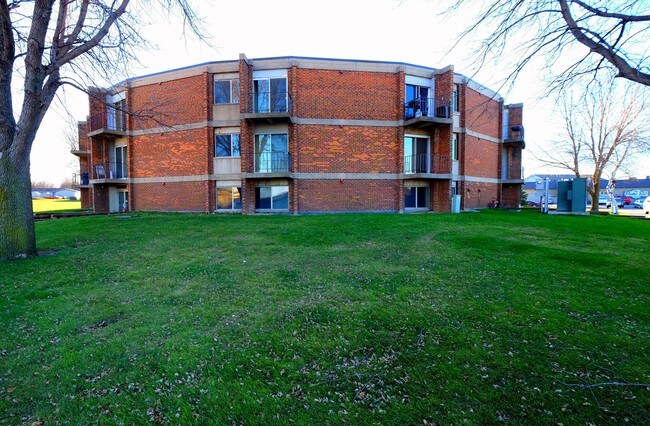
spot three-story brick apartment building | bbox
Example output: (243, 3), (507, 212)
(72, 54), (525, 214)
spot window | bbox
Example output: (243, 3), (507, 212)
(254, 134), (289, 172)
(405, 187), (429, 209)
(405, 84), (430, 119)
(215, 134), (240, 157)
(452, 133), (459, 161)
(253, 78), (287, 113)
(214, 79), (240, 104)
(217, 187), (241, 210)
(256, 186), (289, 210)
(452, 84), (459, 112)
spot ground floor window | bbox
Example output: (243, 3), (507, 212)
(405, 186), (428, 209)
(256, 186), (289, 210)
(217, 187), (241, 210)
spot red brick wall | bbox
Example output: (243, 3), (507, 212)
(501, 184), (522, 208)
(462, 182), (499, 209)
(130, 128), (210, 178)
(92, 185), (109, 213)
(463, 135), (499, 178)
(297, 179), (400, 212)
(293, 69), (400, 120)
(435, 70), (453, 109)
(464, 88), (500, 138)
(128, 74), (208, 130)
(80, 188), (92, 209)
(132, 181), (209, 211)
(297, 125), (400, 173)
(431, 180), (451, 212)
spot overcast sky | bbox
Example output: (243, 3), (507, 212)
(27, 0), (650, 185)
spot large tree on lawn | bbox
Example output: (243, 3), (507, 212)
(0, 0), (204, 259)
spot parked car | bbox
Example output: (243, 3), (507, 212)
(644, 196), (650, 219)
(623, 196), (632, 205)
(633, 197), (645, 208)
(614, 197), (625, 208)
(598, 196), (609, 208)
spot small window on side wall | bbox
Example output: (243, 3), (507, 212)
(214, 79), (240, 104)
(217, 187), (241, 210)
(215, 134), (240, 157)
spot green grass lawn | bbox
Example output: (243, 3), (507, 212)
(1, 210), (648, 424)
(32, 198), (82, 213)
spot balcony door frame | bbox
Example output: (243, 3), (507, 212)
(404, 135), (430, 174)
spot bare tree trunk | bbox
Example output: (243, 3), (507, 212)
(0, 149), (36, 258)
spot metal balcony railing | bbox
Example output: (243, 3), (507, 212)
(404, 153), (451, 174)
(253, 152), (292, 173)
(88, 111), (127, 133)
(93, 162), (128, 179)
(249, 91), (293, 114)
(72, 172), (90, 186)
(404, 97), (451, 120)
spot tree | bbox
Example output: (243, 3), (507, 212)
(536, 78), (649, 211)
(445, 0), (650, 90)
(0, 0), (205, 259)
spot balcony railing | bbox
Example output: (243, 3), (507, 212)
(72, 172), (90, 186)
(404, 97), (451, 120)
(93, 162), (128, 180)
(248, 91), (293, 114)
(404, 153), (451, 174)
(88, 111), (127, 133)
(253, 152), (292, 173)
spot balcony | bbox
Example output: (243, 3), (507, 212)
(403, 153), (451, 176)
(72, 172), (90, 188)
(70, 143), (91, 157)
(88, 111), (127, 137)
(403, 97), (453, 128)
(504, 125), (525, 147)
(243, 91), (293, 123)
(92, 161), (128, 182)
(246, 152), (293, 178)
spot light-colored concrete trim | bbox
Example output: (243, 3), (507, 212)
(105, 173), (514, 186)
(292, 172), (400, 180)
(128, 120), (240, 136)
(466, 80), (504, 102)
(292, 117), (402, 127)
(435, 65), (454, 75)
(460, 176), (500, 184)
(506, 103), (524, 109)
(459, 129), (501, 144)
(129, 175), (213, 184)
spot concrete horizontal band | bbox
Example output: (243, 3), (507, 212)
(121, 173), (508, 185)
(125, 120), (502, 142)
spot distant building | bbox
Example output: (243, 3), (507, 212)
(31, 188), (80, 199)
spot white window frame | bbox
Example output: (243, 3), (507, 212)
(452, 133), (459, 161)
(452, 84), (460, 113)
(214, 78), (240, 104)
(216, 186), (242, 211)
(215, 133), (241, 158)
(256, 186), (290, 211)
(404, 186), (429, 210)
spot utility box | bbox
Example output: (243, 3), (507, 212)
(451, 195), (461, 213)
(557, 178), (587, 213)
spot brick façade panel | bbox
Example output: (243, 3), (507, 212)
(132, 181), (209, 211)
(464, 87), (501, 139)
(130, 128), (210, 178)
(296, 125), (400, 174)
(128, 74), (208, 130)
(462, 135), (499, 178)
(297, 179), (400, 212)
(292, 69), (401, 121)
